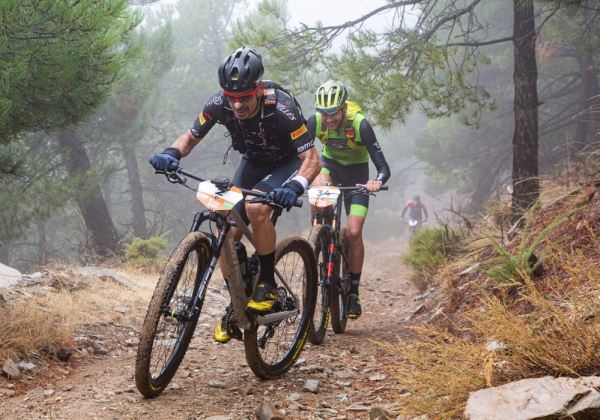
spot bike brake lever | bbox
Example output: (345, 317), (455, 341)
(168, 172), (186, 184)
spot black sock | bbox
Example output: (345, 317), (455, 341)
(258, 252), (276, 287)
(349, 272), (361, 294)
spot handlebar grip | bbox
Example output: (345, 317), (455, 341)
(294, 198), (303, 208)
(380, 185), (389, 190)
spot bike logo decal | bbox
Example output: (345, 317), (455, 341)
(196, 181), (243, 211)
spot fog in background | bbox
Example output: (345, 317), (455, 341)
(145, 0), (445, 244)
(5, 0), (595, 269)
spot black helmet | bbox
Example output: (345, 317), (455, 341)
(218, 47), (264, 93)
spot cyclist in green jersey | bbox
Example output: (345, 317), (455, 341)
(306, 80), (391, 319)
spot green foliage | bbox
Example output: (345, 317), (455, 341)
(402, 227), (463, 289)
(125, 235), (167, 268)
(232, 0), (497, 128)
(0, 0), (142, 172)
(485, 204), (582, 285)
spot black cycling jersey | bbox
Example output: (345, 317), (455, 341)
(191, 82), (313, 163)
(306, 115), (390, 184)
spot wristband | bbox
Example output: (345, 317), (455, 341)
(291, 175), (308, 192)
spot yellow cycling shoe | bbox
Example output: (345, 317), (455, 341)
(246, 283), (277, 312)
(213, 321), (231, 344)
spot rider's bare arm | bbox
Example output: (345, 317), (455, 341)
(170, 130), (201, 158)
(297, 147), (321, 184)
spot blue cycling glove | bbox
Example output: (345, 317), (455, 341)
(149, 147), (181, 172)
(268, 180), (304, 208)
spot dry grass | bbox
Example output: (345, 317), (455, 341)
(387, 221), (600, 417)
(0, 267), (156, 365)
(0, 292), (79, 362)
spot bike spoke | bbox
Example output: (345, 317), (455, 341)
(258, 250), (306, 365)
(149, 250), (199, 379)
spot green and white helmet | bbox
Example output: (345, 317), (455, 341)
(315, 80), (348, 115)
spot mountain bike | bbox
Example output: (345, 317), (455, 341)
(135, 167), (317, 398)
(407, 218), (421, 238)
(306, 184), (387, 344)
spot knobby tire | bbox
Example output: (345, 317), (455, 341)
(307, 224), (331, 345)
(135, 232), (211, 398)
(244, 236), (317, 379)
(330, 227), (349, 334)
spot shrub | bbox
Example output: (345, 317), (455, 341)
(402, 227), (463, 290)
(485, 205), (581, 285)
(125, 235), (167, 270)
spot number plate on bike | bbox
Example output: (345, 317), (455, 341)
(308, 186), (341, 207)
(196, 181), (244, 211)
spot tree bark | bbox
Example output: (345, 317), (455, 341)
(57, 130), (121, 257)
(36, 220), (47, 266)
(511, 0), (539, 220)
(120, 139), (148, 239)
(574, 50), (600, 154)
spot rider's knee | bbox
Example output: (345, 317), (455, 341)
(346, 227), (362, 243)
(246, 201), (271, 224)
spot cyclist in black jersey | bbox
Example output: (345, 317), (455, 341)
(306, 80), (390, 319)
(150, 47), (321, 342)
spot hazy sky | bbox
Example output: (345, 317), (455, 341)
(285, 0), (391, 28)
(151, 0), (392, 30)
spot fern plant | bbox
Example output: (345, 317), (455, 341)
(485, 204), (582, 285)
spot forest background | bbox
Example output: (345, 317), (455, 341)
(1, 0), (598, 269)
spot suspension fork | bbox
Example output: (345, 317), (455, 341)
(185, 220), (230, 320)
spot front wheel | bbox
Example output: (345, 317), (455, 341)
(135, 232), (212, 398)
(330, 228), (349, 334)
(307, 224), (332, 345)
(244, 236), (317, 379)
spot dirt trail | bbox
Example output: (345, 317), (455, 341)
(0, 238), (417, 419)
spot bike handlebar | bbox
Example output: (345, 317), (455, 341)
(330, 184), (389, 192)
(157, 168), (302, 208)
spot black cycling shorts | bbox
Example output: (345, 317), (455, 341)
(232, 156), (301, 223)
(321, 156), (369, 216)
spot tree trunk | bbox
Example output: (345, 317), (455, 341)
(120, 139), (148, 239)
(36, 220), (47, 266)
(511, 0), (539, 220)
(57, 130), (121, 257)
(574, 50), (600, 154)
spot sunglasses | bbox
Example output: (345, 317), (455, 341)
(317, 106), (341, 115)
(223, 85), (260, 103)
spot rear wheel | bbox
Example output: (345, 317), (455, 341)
(135, 232), (212, 398)
(330, 228), (349, 334)
(307, 224), (332, 345)
(244, 236), (317, 379)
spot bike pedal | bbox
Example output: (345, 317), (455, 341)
(222, 305), (243, 341)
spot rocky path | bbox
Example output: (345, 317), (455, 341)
(0, 239), (417, 419)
